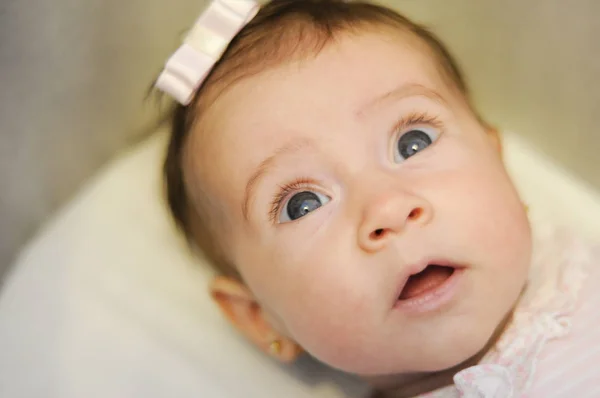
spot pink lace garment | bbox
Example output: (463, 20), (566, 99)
(420, 223), (600, 398)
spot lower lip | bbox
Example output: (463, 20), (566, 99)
(393, 268), (465, 314)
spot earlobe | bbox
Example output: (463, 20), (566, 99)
(486, 126), (503, 156)
(210, 276), (303, 363)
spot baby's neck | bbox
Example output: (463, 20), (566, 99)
(365, 311), (514, 397)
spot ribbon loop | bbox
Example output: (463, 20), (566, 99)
(155, 0), (259, 105)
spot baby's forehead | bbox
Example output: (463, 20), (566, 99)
(208, 32), (449, 136)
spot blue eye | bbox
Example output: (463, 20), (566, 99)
(395, 127), (439, 162)
(279, 191), (330, 223)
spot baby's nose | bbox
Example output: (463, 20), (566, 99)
(357, 192), (432, 253)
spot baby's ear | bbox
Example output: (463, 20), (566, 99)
(210, 276), (302, 363)
(485, 126), (503, 156)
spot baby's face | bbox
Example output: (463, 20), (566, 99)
(191, 30), (532, 375)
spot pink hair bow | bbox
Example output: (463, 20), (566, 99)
(155, 0), (260, 105)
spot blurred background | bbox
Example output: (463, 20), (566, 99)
(1, 0), (599, 279)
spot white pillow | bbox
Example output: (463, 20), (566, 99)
(0, 129), (598, 398)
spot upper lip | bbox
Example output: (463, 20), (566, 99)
(392, 259), (461, 304)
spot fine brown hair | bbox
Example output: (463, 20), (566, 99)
(163, 0), (477, 278)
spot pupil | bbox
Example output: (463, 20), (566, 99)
(398, 130), (432, 159)
(287, 191), (322, 221)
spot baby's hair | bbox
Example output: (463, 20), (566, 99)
(163, 0), (478, 278)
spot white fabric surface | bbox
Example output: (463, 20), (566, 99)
(0, 129), (598, 398)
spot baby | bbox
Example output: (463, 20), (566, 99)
(155, 0), (600, 396)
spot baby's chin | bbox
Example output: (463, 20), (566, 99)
(398, 311), (513, 375)
(344, 319), (503, 377)
(324, 341), (484, 378)
(357, 343), (490, 394)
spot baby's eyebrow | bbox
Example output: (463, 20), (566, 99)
(242, 138), (314, 220)
(357, 83), (447, 117)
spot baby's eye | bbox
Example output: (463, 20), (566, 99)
(395, 127), (440, 162)
(280, 191), (331, 223)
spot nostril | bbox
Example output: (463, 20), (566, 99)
(408, 208), (422, 220)
(370, 228), (386, 240)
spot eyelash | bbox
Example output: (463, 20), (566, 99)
(268, 111), (444, 223)
(393, 111), (444, 136)
(269, 177), (316, 223)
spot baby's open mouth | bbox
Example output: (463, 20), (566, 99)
(398, 264), (455, 301)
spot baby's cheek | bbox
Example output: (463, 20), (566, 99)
(462, 163), (532, 303)
(283, 288), (377, 370)
(478, 174), (531, 256)
(433, 152), (532, 279)
(274, 256), (378, 370)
